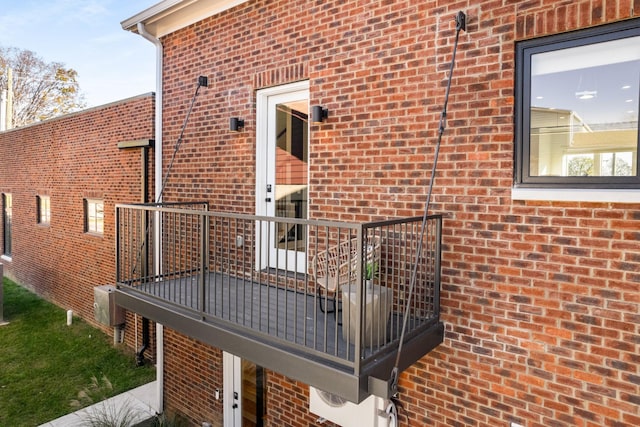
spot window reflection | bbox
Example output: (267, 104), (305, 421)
(529, 36), (639, 177)
(275, 102), (308, 251)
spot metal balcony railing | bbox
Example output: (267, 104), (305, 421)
(115, 202), (442, 401)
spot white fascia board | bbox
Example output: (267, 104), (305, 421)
(121, 0), (249, 38)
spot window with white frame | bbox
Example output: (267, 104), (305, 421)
(515, 19), (639, 189)
(37, 195), (50, 225)
(84, 199), (104, 235)
(2, 193), (12, 257)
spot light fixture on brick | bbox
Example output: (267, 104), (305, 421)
(311, 106), (328, 123)
(229, 117), (244, 131)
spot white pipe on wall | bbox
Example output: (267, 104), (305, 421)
(136, 21), (164, 415)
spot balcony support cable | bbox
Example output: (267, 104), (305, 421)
(389, 10), (466, 397)
(121, 77), (208, 366)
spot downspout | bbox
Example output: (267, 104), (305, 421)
(135, 145), (150, 367)
(136, 317), (151, 366)
(136, 21), (164, 414)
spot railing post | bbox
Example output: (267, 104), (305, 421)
(154, 208), (162, 285)
(199, 212), (209, 319)
(433, 215), (442, 316)
(353, 225), (364, 373)
(115, 207), (121, 284)
(141, 208), (149, 284)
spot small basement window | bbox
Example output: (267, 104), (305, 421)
(515, 19), (640, 190)
(37, 195), (50, 226)
(85, 199), (104, 235)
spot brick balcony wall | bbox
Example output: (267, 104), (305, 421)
(153, 0), (640, 426)
(0, 94), (155, 354)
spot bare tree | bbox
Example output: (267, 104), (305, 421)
(567, 155), (593, 177)
(0, 46), (86, 128)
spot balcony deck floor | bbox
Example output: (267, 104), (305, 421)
(123, 271), (405, 363)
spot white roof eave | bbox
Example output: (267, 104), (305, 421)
(121, 0), (249, 38)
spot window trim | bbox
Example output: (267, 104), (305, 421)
(514, 19), (640, 189)
(512, 187), (640, 203)
(84, 198), (104, 235)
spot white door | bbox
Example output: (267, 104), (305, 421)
(223, 352), (265, 427)
(223, 352), (242, 427)
(256, 81), (309, 272)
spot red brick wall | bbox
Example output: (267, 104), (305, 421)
(0, 94), (155, 353)
(155, 1), (640, 426)
(163, 329), (224, 425)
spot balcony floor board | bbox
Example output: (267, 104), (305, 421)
(123, 271), (406, 363)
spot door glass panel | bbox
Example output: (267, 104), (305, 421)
(274, 101), (308, 253)
(242, 360), (265, 427)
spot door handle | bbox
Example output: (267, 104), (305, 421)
(265, 197), (272, 202)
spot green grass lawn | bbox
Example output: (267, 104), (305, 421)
(0, 278), (156, 426)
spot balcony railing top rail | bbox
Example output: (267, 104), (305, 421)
(116, 202), (441, 378)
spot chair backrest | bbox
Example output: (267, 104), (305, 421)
(311, 236), (381, 290)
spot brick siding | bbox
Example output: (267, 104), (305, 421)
(0, 94), (156, 357)
(155, 1), (640, 426)
(0, 0), (638, 426)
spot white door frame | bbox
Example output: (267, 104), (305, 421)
(255, 80), (309, 272)
(223, 351), (242, 427)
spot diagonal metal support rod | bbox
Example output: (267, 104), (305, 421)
(389, 10), (466, 397)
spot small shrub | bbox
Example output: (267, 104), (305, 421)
(80, 400), (140, 427)
(70, 375), (114, 409)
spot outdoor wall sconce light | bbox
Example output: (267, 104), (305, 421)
(311, 106), (328, 123)
(229, 117), (245, 131)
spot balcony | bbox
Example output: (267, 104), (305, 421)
(114, 202), (443, 403)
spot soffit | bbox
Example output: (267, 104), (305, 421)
(121, 0), (249, 38)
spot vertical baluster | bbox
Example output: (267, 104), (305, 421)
(200, 212), (208, 319)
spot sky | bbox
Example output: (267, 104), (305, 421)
(0, 0), (159, 108)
